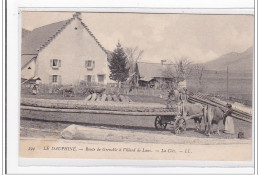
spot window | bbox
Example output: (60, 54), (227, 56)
(49, 75), (61, 85)
(53, 59), (58, 67)
(87, 61), (92, 67)
(85, 60), (95, 70)
(52, 75), (58, 83)
(86, 75), (92, 82)
(50, 59), (61, 69)
(85, 75), (96, 83)
(98, 75), (105, 83)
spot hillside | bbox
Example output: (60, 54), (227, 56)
(204, 47), (253, 73)
(188, 47), (253, 103)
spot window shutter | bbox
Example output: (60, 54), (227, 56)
(49, 75), (52, 84)
(50, 59), (53, 67)
(58, 60), (61, 67)
(85, 60), (87, 68)
(92, 75), (95, 82)
(93, 61), (95, 68)
(58, 75), (62, 85)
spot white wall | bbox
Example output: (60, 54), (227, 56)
(36, 17), (108, 85)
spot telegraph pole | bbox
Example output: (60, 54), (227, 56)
(226, 65), (229, 100)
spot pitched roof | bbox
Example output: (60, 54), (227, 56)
(22, 13), (107, 68)
(22, 28), (31, 38)
(137, 62), (176, 80)
(22, 20), (69, 55)
(21, 55), (36, 69)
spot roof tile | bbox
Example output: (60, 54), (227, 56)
(137, 62), (176, 79)
(22, 20), (70, 55)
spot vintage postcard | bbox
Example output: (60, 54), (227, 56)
(19, 11), (254, 164)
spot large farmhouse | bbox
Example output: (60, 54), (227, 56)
(21, 12), (109, 85)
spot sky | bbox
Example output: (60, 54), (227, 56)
(22, 12), (254, 63)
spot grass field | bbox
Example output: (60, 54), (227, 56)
(21, 93), (86, 100)
(187, 70), (253, 104)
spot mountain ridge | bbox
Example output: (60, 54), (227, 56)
(204, 46), (253, 73)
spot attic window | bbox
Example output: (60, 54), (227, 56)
(74, 27), (78, 30)
(28, 67), (31, 70)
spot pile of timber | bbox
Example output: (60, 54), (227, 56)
(20, 97), (175, 113)
(188, 94), (252, 123)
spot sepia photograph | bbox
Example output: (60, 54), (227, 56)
(19, 11), (254, 162)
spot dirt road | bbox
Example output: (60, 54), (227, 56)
(20, 111), (252, 161)
(20, 109), (252, 140)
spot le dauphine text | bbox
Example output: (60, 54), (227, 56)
(31, 146), (192, 153)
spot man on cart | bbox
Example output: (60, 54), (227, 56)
(166, 88), (176, 108)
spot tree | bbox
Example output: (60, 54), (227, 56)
(124, 46), (144, 74)
(109, 42), (130, 88)
(162, 58), (193, 88)
(174, 58), (192, 80)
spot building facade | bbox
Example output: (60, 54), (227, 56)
(21, 13), (109, 85)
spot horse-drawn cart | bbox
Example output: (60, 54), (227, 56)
(154, 113), (203, 134)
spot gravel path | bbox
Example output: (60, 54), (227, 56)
(20, 120), (251, 145)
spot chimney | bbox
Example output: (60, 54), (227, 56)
(73, 12), (81, 19)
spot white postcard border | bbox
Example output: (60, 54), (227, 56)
(5, 0), (256, 174)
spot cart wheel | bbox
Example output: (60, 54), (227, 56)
(173, 117), (186, 135)
(154, 116), (167, 130)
